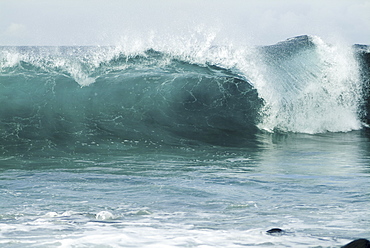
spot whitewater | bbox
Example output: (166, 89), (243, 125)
(0, 35), (370, 247)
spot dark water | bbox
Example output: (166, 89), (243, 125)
(0, 36), (369, 247)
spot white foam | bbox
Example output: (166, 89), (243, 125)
(40, 224), (350, 248)
(254, 36), (363, 133)
(44, 212), (59, 218)
(0, 210), (355, 248)
(0, 49), (21, 69)
(96, 211), (115, 221)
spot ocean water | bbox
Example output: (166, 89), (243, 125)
(0, 35), (370, 247)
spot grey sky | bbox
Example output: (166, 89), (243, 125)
(0, 0), (369, 46)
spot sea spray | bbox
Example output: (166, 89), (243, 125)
(254, 35), (363, 133)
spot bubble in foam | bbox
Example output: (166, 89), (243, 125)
(96, 211), (114, 221)
(44, 212), (59, 218)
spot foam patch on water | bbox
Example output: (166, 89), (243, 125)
(0, 219), (352, 248)
(96, 211), (115, 221)
(0, 204), (361, 248)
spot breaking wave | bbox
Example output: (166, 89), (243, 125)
(0, 35), (369, 150)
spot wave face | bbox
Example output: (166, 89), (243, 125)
(0, 35), (369, 149)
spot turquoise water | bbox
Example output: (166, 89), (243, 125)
(1, 132), (369, 247)
(1, 36), (370, 247)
